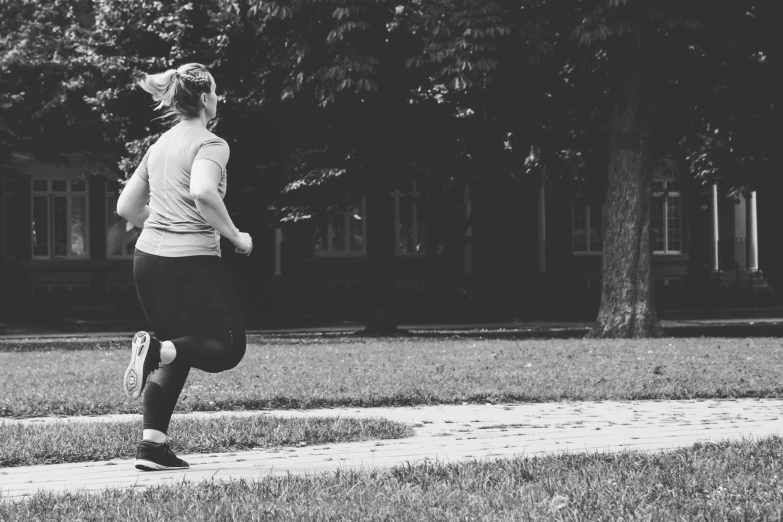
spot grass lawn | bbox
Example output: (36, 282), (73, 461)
(2, 336), (783, 418)
(3, 436), (782, 520)
(0, 415), (412, 468)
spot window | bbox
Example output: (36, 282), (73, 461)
(106, 187), (141, 258)
(2, 177), (16, 258)
(394, 191), (426, 256)
(652, 180), (681, 253)
(31, 178), (89, 259)
(572, 197), (602, 254)
(314, 196), (366, 256)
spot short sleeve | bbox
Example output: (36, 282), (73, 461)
(194, 138), (230, 176)
(133, 148), (151, 184)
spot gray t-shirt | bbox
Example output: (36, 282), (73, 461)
(134, 120), (229, 257)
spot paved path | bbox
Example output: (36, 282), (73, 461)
(2, 399), (782, 501)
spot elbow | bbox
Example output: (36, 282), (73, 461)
(116, 202), (130, 221)
(190, 189), (213, 205)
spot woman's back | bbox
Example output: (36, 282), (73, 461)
(134, 119), (230, 257)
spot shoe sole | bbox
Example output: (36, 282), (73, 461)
(123, 331), (150, 400)
(135, 459), (190, 471)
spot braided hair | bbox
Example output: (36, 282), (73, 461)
(137, 63), (213, 122)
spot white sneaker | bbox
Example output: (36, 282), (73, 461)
(123, 331), (160, 400)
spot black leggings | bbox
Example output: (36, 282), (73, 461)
(133, 250), (246, 433)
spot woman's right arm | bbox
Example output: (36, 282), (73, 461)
(116, 174), (151, 228)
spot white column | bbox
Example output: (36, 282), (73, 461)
(463, 183), (472, 275)
(273, 228), (282, 277)
(537, 172), (546, 274)
(747, 191), (758, 271)
(710, 182), (719, 272)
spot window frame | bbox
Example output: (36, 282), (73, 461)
(652, 179), (682, 254)
(1, 177), (16, 260)
(31, 178), (91, 261)
(393, 190), (426, 257)
(313, 195), (367, 257)
(572, 197), (602, 255)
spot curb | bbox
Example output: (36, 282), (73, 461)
(2, 321), (783, 343)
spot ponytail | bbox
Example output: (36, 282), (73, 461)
(137, 63), (213, 122)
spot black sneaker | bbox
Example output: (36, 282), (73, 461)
(135, 441), (190, 471)
(123, 331), (161, 400)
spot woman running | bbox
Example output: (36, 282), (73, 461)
(117, 63), (252, 471)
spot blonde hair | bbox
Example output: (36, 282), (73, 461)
(137, 63), (213, 121)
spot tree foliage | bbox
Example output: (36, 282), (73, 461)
(0, 0), (100, 166)
(3, 0), (778, 203)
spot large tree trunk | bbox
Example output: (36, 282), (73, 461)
(587, 30), (662, 339)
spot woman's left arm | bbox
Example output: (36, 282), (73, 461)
(116, 174), (151, 228)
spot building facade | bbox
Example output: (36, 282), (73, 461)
(0, 153), (778, 329)
(0, 154), (142, 323)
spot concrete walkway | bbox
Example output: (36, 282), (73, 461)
(2, 399), (782, 501)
